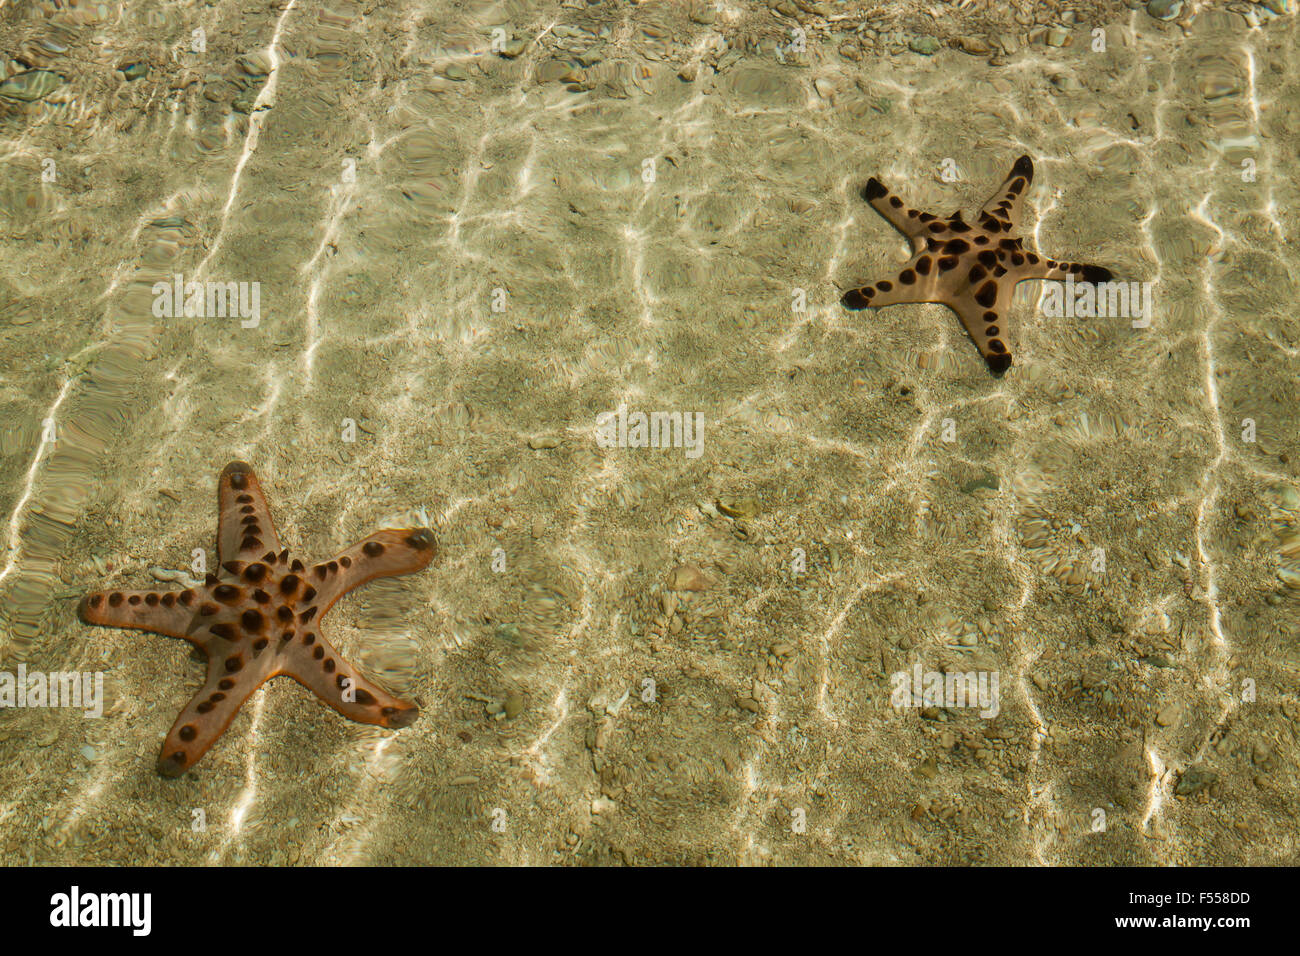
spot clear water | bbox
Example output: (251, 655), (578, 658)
(0, 0), (1297, 865)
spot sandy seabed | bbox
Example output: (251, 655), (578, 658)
(0, 0), (1298, 865)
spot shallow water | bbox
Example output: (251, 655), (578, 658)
(0, 0), (1298, 865)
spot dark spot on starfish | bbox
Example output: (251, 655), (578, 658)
(943, 239), (970, 254)
(243, 563), (268, 582)
(888, 196), (902, 208)
(87, 594), (103, 609)
(229, 471), (248, 491)
(938, 256), (959, 272)
(363, 541), (385, 557)
(300, 606), (317, 623)
(986, 326), (1000, 336)
(289, 558), (304, 573)
(969, 265), (986, 282)
(862, 178), (887, 201)
(240, 515), (258, 527)
(323, 659), (335, 673)
(975, 282), (998, 308)
(280, 575), (300, 594)
(240, 536), (261, 552)
(919, 212), (936, 223)
(214, 584), (240, 602)
(196, 702), (213, 714)
(219, 678), (235, 690)
(162, 593), (175, 607)
(1026, 253), (1039, 264)
(355, 689), (376, 706)
(253, 638), (268, 654)
(222, 561), (243, 575)
(303, 632), (315, 645)
(313, 646), (324, 660)
(841, 288), (871, 310)
(209, 692), (225, 703)
(253, 589), (270, 604)
(1012, 253), (1024, 266)
(1009, 175), (1027, 192)
(928, 222), (946, 233)
(988, 339), (1007, 354)
(339, 556), (352, 568)
(926, 237), (942, 251)
(987, 350), (1012, 375)
(179, 725), (197, 742)
(327, 560), (338, 574)
(277, 606), (293, 623)
(948, 219), (971, 234)
(239, 506), (254, 515)
(406, 530), (435, 550)
(1080, 264), (1114, 283)
(263, 551), (277, 563)
(209, 623), (235, 639)
(877, 280), (892, 292)
(179, 590), (194, 605)
(312, 565), (327, 579)
(978, 250), (997, 268)
(224, 656), (243, 673)
(199, 603), (218, 616)
(128, 595), (141, 606)
(984, 311), (997, 323)
(915, 256), (932, 275)
(899, 269), (916, 285)
(974, 235), (989, 245)
(235, 494), (252, 504)
(336, 675), (349, 689)
(302, 587), (317, 602)
(281, 631), (293, 641)
(241, 609), (263, 632)
(993, 265), (1007, 277)
(145, 593), (159, 606)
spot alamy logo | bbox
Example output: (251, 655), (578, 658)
(891, 662), (1000, 718)
(1040, 274), (1154, 327)
(595, 403), (704, 459)
(49, 886), (151, 936)
(0, 665), (103, 717)
(151, 273), (261, 328)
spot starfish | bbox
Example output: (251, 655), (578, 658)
(839, 155), (1113, 375)
(78, 461), (438, 778)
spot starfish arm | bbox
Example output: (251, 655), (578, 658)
(1011, 258), (1114, 283)
(859, 177), (933, 254)
(978, 154), (1034, 231)
(79, 590), (199, 642)
(304, 528), (438, 615)
(841, 261), (937, 310)
(217, 461), (284, 564)
(950, 275), (1018, 375)
(157, 656), (267, 777)
(279, 633), (418, 728)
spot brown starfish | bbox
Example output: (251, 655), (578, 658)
(840, 155), (1113, 375)
(78, 461), (437, 778)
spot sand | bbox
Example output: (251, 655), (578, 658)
(0, 0), (1297, 865)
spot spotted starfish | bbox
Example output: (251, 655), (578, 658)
(840, 155), (1113, 375)
(78, 461), (437, 778)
